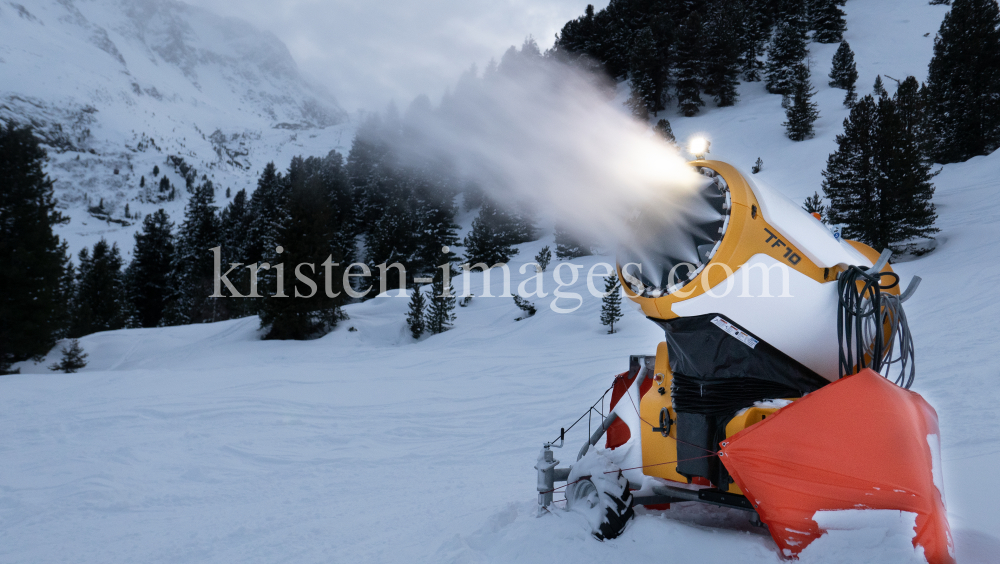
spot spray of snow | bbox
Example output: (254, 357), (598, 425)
(399, 56), (710, 253)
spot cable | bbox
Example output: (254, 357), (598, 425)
(836, 261), (915, 388)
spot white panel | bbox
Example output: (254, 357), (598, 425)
(742, 173), (873, 269)
(671, 254), (841, 381)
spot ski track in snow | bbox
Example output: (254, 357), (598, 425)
(4, 0), (1000, 562)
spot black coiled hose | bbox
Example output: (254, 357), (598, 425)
(837, 262), (915, 389)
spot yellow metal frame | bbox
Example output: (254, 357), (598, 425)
(628, 160), (897, 492)
(618, 160), (866, 321)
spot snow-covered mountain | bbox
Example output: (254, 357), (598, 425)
(0, 0), (355, 258)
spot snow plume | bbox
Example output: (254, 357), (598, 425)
(397, 52), (711, 255)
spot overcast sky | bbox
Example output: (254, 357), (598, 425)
(189, 0), (609, 113)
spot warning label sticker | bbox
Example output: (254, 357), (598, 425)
(711, 316), (759, 349)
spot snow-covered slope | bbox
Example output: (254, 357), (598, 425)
(0, 0), (355, 259)
(2, 0), (999, 563)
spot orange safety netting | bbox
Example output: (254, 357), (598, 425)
(719, 369), (954, 563)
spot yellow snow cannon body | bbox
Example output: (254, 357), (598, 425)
(536, 160), (951, 563)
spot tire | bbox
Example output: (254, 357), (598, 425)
(566, 469), (635, 540)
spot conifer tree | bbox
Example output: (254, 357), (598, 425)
(217, 189), (260, 318)
(811, 0), (847, 43)
(406, 285), (426, 339)
(627, 27), (665, 119)
(654, 119), (677, 145)
(874, 95), (940, 251)
(261, 155), (351, 339)
(163, 181), (220, 325)
(823, 95), (939, 254)
(534, 246), (552, 272)
(894, 76), (926, 141)
(873, 75), (888, 97)
(427, 264), (456, 334)
(784, 64), (820, 141)
(705, 1), (742, 107)
(463, 200), (517, 265)
(803, 192), (828, 220)
(72, 239), (127, 336)
(741, 2), (769, 81)
(923, 0), (1000, 163)
(829, 42), (859, 106)
(600, 273), (623, 333)
(243, 163), (289, 310)
(675, 12), (706, 117)
(125, 209), (175, 328)
(0, 123), (71, 364)
(49, 339), (88, 373)
(513, 295), (536, 319)
(246, 163), (288, 271)
(555, 225), (591, 259)
(776, 0), (810, 38)
(413, 180), (460, 280)
(766, 21), (808, 97)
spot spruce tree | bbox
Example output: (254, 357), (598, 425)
(705, 1), (742, 107)
(654, 119), (677, 145)
(163, 181), (221, 325)
(812, 0), (847, 43)
(741, 2), (769, 81)
(923, 0), (1000, 163)
(765, 21), (808, 97)
(803, 192), (828, 220)
(260, 156), (350, 340)
(463, 200), (517, 265)
(823, 95), (939, 254)
(406, 285), (426, 339)
(427, 264), (456, 334)
(777, 0), (810, 38)
(675, 11), (705, 117)
(875, 95), (940, 250)
(873, 75), (888, 97)
(72, 239), (127, 336)
(0, 123), (71, 364)
(784, 63), (820, 141)
(600, 273), (623, 334)
(246, 163), (289, 273)
(894, 76), (925, 141)
(49, 339), (88, 373)
(534, 246), (552, 272)
(627, 27), (666, 119)
(219, 189), (251, 304)
(555, 225), (590, 259)
(125, 209), (175, 328)
(829, 42), (859, 106)
(513, 295), (536, 319)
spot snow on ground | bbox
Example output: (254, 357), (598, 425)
(3, 0), (1000, 562)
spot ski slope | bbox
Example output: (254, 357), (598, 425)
(3, 0), (1000, 562)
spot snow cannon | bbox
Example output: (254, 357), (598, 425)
(536, 160), (953, 563)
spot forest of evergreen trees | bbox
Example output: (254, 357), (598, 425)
(2, 0), (999, 369)
(554, 0), (847, 127)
